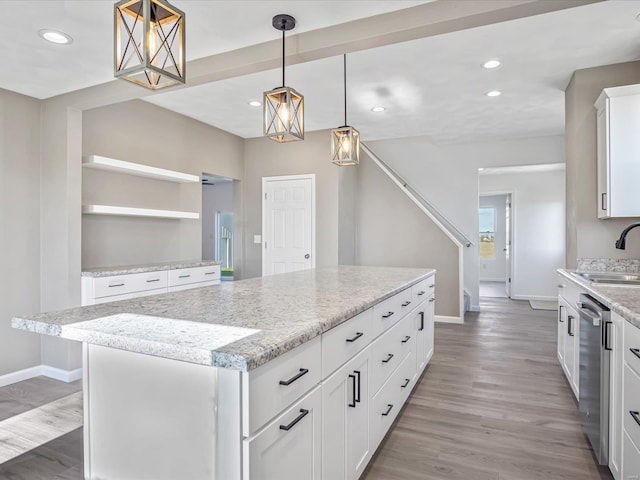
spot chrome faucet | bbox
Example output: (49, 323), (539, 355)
(615, 222), (640, 250)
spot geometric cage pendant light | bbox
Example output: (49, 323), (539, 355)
(263, 14), (304, 142)
(114, 0), (186, 90)
(331, 54), (360, 166)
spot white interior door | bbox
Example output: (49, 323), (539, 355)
(262, 175), (315, 276)
(505, 194), (512, 298)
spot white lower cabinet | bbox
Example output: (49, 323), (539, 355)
(623, 432), (640, 480)
(557, 295), (579, 398)
(415, 295), (435, 377)
(322, 347), (371, 480)
(243, 386), (322, 480)
(610, 312), (624, 480)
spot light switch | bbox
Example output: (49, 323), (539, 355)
(254, 235), (262, 244)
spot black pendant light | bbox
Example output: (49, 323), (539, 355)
(331, 54), (360, 165)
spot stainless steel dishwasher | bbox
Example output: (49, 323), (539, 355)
(577, 293), (611, 465)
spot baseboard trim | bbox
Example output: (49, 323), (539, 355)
(0, 365), (82, 387)
(435, 315), (463, 324)
(469, 304), (481, 312)
(511, 294), (557, 302)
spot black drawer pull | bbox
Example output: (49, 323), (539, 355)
(279, 409), (309, 431)
(382, 404), (393, 416)
(631, 411), (640, 428)
(429, 284), (435, 288)
(109, 283), (125, 288)
(205, 271), (217, 275)
(354, 370), (361, 403)
(348, 374), (356, 408)
(417, 291), (426, 296)
(346, 332), (364, 343)
(382, 311), (394, 319)
(382, 353), (394, 364)
(568, 315), (574, 337)
(146, 278), (160, 283)
(429, 298), (435, 303)
(402, 301), (411, 307)
(178, 274), (191, 279)
(419, 311), (425, 331)
(279, 368), (309, 386)
(401, 378), (410, 388)
(401, 335), (411, 343)
(631, 348), (640, 361)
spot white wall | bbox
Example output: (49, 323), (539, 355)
(202, 181), (234, 261)
(365, 135), (565, 310)
(0, 88), (42, 377)
(480, 170), (565, 300)
(479, 194), (507, 282)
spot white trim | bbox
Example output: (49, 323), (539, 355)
(435, 315), (463, 324)
(83, 155), (200, 183)
(0, 365), (83, 387)
(511, 294), (557, 302)
(261, 174), (316, 276)
(469, 305), (481, 312)
(82, 205), (199, 219)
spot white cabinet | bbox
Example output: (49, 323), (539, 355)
(623, 431), (640, 480)
(322, 347), (371, 480)
(595, 84), (640, 218)
(610, 312), (624, 480)
(558, 282), (581, 399)
(415, 294), (435, 377)
(243, 386), (322, 480)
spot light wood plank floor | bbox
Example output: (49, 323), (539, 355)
(363, 297), (613, 480)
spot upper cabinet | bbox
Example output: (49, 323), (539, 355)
(595, 85), (640, 218)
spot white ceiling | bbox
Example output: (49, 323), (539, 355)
(2, 1), (640, 145)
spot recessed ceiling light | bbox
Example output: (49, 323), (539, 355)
(486, 90), (501, 97)
(38, 29), (73, 45)
(371, 106), (385, 112)
(248, 101), (261, 107)
(482, 59), (501, 69)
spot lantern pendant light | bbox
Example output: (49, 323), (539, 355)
(331, 54), (360, 166)
(263, 14), (304, 142)
(114, 0), (186, 90)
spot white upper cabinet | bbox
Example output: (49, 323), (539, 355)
(595, 84), (640, 218)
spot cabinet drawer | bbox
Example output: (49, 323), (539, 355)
(558, 277), (580, 308)
(371, 314), (414, 396)
(411, 277), (435, 305)
(625, 321), (640, 377)
(243, 386), (321, 480)
(168, 265), (221, 286)
(243, 336), (321, 437)
(624, 363), (640, 450)
(322, 308), (374, 377)
(93, 271), (168, 299)
(167, 280), (219, 293)
(372, 288), (411, 337)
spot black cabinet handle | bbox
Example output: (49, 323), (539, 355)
(205, 271), (217, 275)
(382, 404), (393, 416)
(558, 305), (564, 323)
(346, 332), (364, 343)
(354, 370), (361, 403)
(382, 311), (394, 319)
(604, 321), (612, 351)
(146, 278), (160, 283)
(630, 348), (640, 360)
(429, 284), (435, 288)
(402, 301), (411, 307)
(602, 192), (607, 211)
(382, 353), (394, 364)
(279, 409), (309, 431)
(631, 411), (640, 428)
(417, 291), (426, 296)
(401, 378), (410, 388)
(279, 368), (309, 386)
(401, 335), (411, 343)
(419, 311), (424, 331)
(348, 374), (356, 408)
(109, 283), (125, 288)
(568, 315), (574, 336)
(429, 298), (435, 303)
(178, 274), (191, 279)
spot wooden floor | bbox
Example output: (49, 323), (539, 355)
(363, 297), (613, 480)
(0, 298), (612, 479)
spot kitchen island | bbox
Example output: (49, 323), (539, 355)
(13, 265), (436, 480)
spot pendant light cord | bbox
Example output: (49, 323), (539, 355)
(343, 54), (347, 126)
(282, 29), (285, 87)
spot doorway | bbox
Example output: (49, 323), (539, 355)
(479, 193), (512, 298)
(202, 173), (235, 280)
(262, 174), (316, 276)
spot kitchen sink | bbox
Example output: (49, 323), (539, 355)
(571, 271), (640, 285)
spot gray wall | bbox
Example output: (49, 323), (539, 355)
(0, 88), (42, 376)
(202, 181), (235, 261)
(243, 130), (341, 279)
(356, 155), (459, 318)
(82, 100), (244, 270)
(566, 61), (640, 268)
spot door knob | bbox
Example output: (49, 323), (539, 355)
(305, 254), (310, 259)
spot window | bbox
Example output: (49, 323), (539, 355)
(479, 207), (496, 259)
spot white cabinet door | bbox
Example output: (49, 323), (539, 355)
(562, 302), (579, 398)
(244, 386), (321, 480)
(623, 431), (640, 480)
(425, 296), (435, 364)
(609, 312), (623, 480)
(322, 347), (371, 480)
(557, 298), (566, 365)
(414, 297), (435, 379)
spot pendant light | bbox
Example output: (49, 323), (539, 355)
(114, 0), (186, 90)
(263, 14), (304, 142)
(331, 54), (360, 166)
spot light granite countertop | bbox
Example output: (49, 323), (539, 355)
(558, 269), (640, 330)
(81, 260), (221, 277)
(13, 266), (435, 371)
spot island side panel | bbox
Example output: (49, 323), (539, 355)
(83, 344), (241, 480)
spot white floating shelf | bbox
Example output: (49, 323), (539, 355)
(83, 155), (200, 184)
(83, 205), (200, 220)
